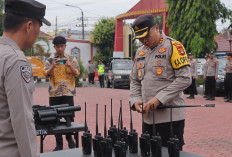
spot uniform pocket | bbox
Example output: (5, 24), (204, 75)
(152, 59), (167, 79)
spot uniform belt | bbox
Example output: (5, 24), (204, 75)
(226, 73), (232, 75)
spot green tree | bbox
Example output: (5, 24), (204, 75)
(0, 0), (4, 36)
(166, 0), (232, 57)
(23, 36), (50, 61)
(90, 18), (115, 64)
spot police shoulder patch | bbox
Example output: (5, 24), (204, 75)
(171, 41), (190, 69)
(21, 65), (31, 83)
(139, 51), (146, 56)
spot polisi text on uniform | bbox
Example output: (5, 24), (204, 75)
(155, 55), (166, 59)
(174, 56), (188, 67)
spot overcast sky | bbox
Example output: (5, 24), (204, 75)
(37, 0), (232, 33)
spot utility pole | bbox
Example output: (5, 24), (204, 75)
(55, 16), (57, 37)
(65, 4), (85, 40)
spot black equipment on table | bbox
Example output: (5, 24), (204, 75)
(139, 103), (150, 156)
(128, 102), (138, 153)
(100, 105), (113, 157)
(92, 104), (104, 157)
(150, 104), (162, 157)
(81, 102), (92, 154)
(118, 100), (129, 150)
(167, 106), (180, 157)
(108, 98), (118, 147)
(33, 104), (81, 127)
(114, 105), (127, 157)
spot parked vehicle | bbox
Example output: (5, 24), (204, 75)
(215, 56), (227, 96)
(105, 57), (133, 88)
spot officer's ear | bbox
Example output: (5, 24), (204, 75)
(24, 20), (34, 33)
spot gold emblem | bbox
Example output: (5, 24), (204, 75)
(172, 41), (186, 56)
(156, 68), (163, 75)
(138, 69), (142, 77)
(138, 63), (143, 68)
(158, 48), (167, 54)
(134, 26), (139, 31)
(159, 38), (164, 44)
(139, 51), (146, 56)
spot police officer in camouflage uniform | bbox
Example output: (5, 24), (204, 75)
(187, 53), (197, 99)
(224, 52), (232, 102)
(204, 51), (219, 100)
(129, 14), (191, 150)
(0, 0), (50, 156)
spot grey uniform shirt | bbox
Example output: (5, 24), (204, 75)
(189, 59), (197, 77)
(88, 64), (96, 73)
(225, 60), (232, 73)
(204, 58), (219, 77)
(0, 37), (40, 157)
(129, 33), (191, 124)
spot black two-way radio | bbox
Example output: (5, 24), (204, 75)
(101, 105), (113, 157)
(150, 104), (162, 157)
(114, 106), (127, 157)
(81, 102), (92, 154)
(167, 107), (180, 157)
(118, 100), (129, 150)
(128, 102), (138, 153)
(108, 98), (118, 147)
(92, 104), (104, 157)
(139, 103), (150, 156)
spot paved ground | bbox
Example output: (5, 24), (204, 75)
(35, 82), (232, 157)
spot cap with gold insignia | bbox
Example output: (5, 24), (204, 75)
(5, 0), (51, 26)
(189, 52), (193, 56)
(209, 51), (214, 54)
(132, 14), (156, 39)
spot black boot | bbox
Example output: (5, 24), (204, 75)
(187, 95), (194, 99)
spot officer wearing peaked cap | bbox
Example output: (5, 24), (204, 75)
(129, 14), (191, 150)
(204, 51), (219, 100)
(0, 0), (50, 156)
(224, 52), (232, 102)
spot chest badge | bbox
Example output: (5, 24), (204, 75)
(156, 68), (163, 75)
(158, 47), (167, 54)
(157, 60), (162, 66)
(211, 63), (215, 67)
(138, 69), (142, 77)
(137, 63), (143, 68)
(159, 38), (164, 44)
(21, 65), (31, 83)
(139, 51), (146, 56)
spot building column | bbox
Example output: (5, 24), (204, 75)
(113, 19), (124, 57)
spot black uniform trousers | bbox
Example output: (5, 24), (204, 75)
(144, 120), (185, 151)
(226, 73), (232, 100)
(49, 96), (75, 147)
(189, 77), (196, 97)
(224, 75), (229, 98)
(99, 74), (104, 88)
(89, 72), (95, 84)
(205, 76), (216, 98)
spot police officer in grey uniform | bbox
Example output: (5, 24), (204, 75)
(224, 52), (232, 102)
(187, 53), (197, 99)
(129, 14), (191, 150)
(204, 51), (219, 100)
(0, 0), (50, 157)
(203, 55), (209, 98)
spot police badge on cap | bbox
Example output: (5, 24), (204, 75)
(21, 66), (32, 83)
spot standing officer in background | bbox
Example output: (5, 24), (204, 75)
(203, 55), (209, 98)
(43, 36), (80, 151)
(129, 14), (191, 150)
(204, 51), (219, 100)
(187, 53), (198, 99)
(224, 52), (232, 102)
(88, 60), (96, 84)
(0, 0), (50, 156)
(98, 60), (105, 88)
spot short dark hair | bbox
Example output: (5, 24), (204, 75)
(226, 52), (232, 57)
(52, 36), (66, 45)
(3, 13), (37, 33)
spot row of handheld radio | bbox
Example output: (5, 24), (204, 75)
(81, 99), (215, 157)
